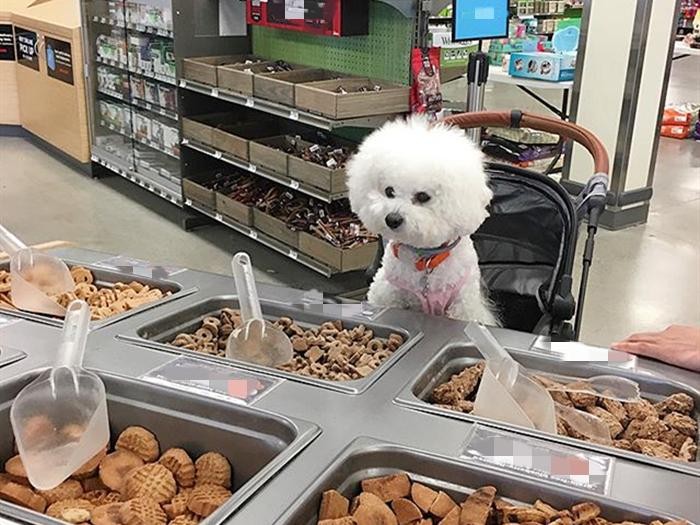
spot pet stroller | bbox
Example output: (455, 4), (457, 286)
(366, 110), (609, 341)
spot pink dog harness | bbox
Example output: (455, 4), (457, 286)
(386, 238), (472, 317)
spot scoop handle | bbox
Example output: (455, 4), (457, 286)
(56, 300), (91, 368)
(231, 252), (263, 322)
(465, 322), (518, 387)
(0, 224), (27, 255)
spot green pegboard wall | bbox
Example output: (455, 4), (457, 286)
(252, 1), (415, 85)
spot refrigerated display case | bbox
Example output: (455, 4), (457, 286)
(83, 0), (183, 206)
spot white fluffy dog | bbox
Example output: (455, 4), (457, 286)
(347, 116), (498, 325)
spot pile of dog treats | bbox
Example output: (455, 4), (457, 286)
(0, 266), (170, 320)
(169, 309), (404, 381)
(315, 471), (688, 525)
(430, 362), (698, 462)
(0, 426), (233, 524)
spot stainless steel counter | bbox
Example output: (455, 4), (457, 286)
(0, 248), (698, 524)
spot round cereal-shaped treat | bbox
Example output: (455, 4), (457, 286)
(186, 484), (231, 517)
(120, 497), (167, 525)
(115, 426), (160, 462)
(159, 448), (195, 488)
(194, 452), (231, 488)
(123, 463), (177, 504)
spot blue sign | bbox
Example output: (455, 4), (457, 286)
(453, 0), (510, 41)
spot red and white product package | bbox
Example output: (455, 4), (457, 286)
(660, 125), (691, 139)
(410, 47), (443, 120)
(662, 103), (700, 126)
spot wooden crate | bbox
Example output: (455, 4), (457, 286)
(183, 174), (216, 210)
(215, 192), (253, 226)
(253, 68), (340, 106)
(182, 117), (215, 145)
(249, 136), (291, 175)
(295, 78), (410, 119)
(299, 233), (378, 272)
(218, 61), (278, 95)
(211, 121), (279, 161)
(286, 136), (354, 193)
(182, 55), (259, 86)
(253, 209), (299, 248)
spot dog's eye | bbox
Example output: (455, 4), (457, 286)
(385, 186), (396, 198)
(414, 192), (431, 204)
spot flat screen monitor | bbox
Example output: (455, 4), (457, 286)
(452, 0), (510, 41)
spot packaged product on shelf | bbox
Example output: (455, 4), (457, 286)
(662, 102), (700, 126)
(660, 124), (692, 139)
(107, 0), (125, 23)
(164, 44), (176, 78)
(130, 75), (146, 100)
(145, 79), (159, 103)
(134, 112), (152, 141)
(150, 40), (164, 75)
(163, 125), (179, 156)
(158, 84), (177, 110)
(125, 0), (139, 24)
(127, 34), (151, 72)
(151, 119), (165, 148)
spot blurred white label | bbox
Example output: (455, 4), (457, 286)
(462, 426), (613, 494)
(285, 0), (304, 19)
(94, 255), (185, 279)
(531, 337), (637, 368)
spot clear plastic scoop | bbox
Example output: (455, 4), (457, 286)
(226, 252), (293, 367)
(0, 224), (73, 316)
(554, 402), (612, 445)
(10, 300), (110, 490)
(534, 371), (641, 402)
(467, 322), (557, 433)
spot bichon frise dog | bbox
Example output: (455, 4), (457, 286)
(348, 116), (498, 325)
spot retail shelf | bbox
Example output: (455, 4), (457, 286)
(179, 78), (400, 131)
(92, 15), (173, 38)
(182, 138), (348, 203)
(184, 199), (335, 277)
(92, 148), (182, 207)
(97, 88), (178, 121)
(132, 98), (178, 121)
(95, 56), (177, 85)
(99, 120), (180, 159)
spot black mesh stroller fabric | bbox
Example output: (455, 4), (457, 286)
(474, 164), (577, 333)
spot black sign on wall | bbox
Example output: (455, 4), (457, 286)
(15, 26), (39, 70)
(45, 37), (73, 85)
(0, 24), (15, 61)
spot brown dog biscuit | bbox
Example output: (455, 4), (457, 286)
(116, 427), (160, 462)
(91, 502), (124, 525)
(163, 489), (193, 520)
(72, 447), (108, 479)
(0, 481), (47, 513)
(159, 448), (195, 488)
(120, 497), (167, 525)
(46, 498), (94, 520)
(99, 450), (145, 492)
(123, 463), (177, 504)
(194, 452), (231, 488)
(38, 479), (84, 504)
(187, 484), (231, 517)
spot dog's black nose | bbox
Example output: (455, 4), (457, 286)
(385, 212), (404, 230)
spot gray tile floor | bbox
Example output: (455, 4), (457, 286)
(1, 58), (698, 347)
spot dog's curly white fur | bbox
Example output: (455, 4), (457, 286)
(348, 116), (498, 325)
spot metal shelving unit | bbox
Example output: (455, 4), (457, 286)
(84, 0), (181, 207)
(182, 138), (348, 203)
(179, 78), (398, 131)
(184, 199), (336, 276)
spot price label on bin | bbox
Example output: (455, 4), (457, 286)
(140, 356), (281, 405)
(93, 255), (185, 279)
(461, 426), (614, 495)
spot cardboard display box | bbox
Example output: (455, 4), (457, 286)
(508, 52), (576, 82)
(211, 120), (279, 161)
(215, 192), (254, 226)
(249, 135), (292, 174)
(253, 209), (299, 248)
(295, 78), (409, 119)
(183, 173), (217, 210)
(218, 61), (278, 95)
(253, 68), (341, 106)
(286, 137), (352, 193)
(182, 117), (215, 145)
(182, 55), (260, 86)
(299, 233), (378, 272)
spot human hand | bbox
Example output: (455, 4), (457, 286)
(611, 325), (700, 372)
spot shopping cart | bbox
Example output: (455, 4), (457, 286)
(366, 110), (610, 341)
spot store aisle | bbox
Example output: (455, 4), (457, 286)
(1, 63), (698, 348)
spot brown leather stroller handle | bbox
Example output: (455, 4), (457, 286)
(442, 111), (610, 174)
